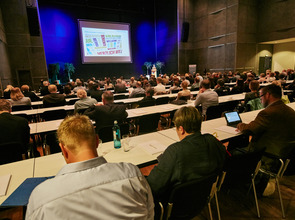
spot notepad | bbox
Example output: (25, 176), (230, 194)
(0, 174), (11, 196)
(139, 140), (167, 155)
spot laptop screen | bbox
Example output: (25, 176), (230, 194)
(224, 111), (242, 124)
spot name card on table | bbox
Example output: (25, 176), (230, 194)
(139, 140), (167, 155)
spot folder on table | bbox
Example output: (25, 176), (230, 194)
(1, 177), (53, 207)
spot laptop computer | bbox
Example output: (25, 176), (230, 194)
(224, 111), (242, 128)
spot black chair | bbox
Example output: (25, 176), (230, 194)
(155, 97), (170, 105)
(67, 98), (79, 105)
(0, 142), (24, 165)
(259, 146), (294, 218)
(205, 105), (225, 120)
(76, 108), (88, 114)
(114, 94), (128, 100)
(134, 93), (146, 98)
(12, 105), (32, 111)
(136, 113), (160, 135)
(223, 148), (265, 218)
(159, 174), (217, 220)
(171, 89), (180, 94)
(43, 131), (61, 154)
(98, 123), (129, 143)
(41, 109), (67, 121)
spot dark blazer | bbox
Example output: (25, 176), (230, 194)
(239, 100), (295, 163)
(89, 90), (103, 102)
(43, 93), (66, 108)
(137, 96), (156, 108)
(40, 86), (50, 96)
(0, 112), (30, 153)
(114, 84), (127, 93)
(147, 132), (226, 202)
(23, 91), (41, 102)
(84, 103), (128, 131)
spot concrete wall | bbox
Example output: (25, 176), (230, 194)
(272, 42), (295, 72)
(0, 0), (47, 90)
(0, 7), (12, 90)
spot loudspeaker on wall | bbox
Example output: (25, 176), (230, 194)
(26, 7), (40, 36)
(181, 22), (189, 42)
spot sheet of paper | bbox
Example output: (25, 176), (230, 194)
(215, 125), (240, 135)
(0, 174), (11, 196)
(139, 140), (168, 155)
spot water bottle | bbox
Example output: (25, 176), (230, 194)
(112, 120), (121, 149)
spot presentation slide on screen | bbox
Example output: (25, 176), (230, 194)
(78, 20), (132, 63)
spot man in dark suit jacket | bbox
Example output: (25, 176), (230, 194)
(237, 84), (295, 169)
(0, 99), (30, 154)
(84, 91), (128, 132)
(43, 85), (66, 108)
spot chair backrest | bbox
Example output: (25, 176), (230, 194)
(114, 94), (127, 100)
(0, 142), (24, 165)
(98, 123), (129, 143)
(67, 98), (79, 105)
(41, 109), (67, 121)
(155, 97), (170, 105)
(171, 89), (180, 94)
(205, 105), (224, 120)
(45, 132), (61, 154)
(137, 113), (160, 135)
(165, 174), (217, 220)
(223, 148), (265, 187)
(134, 93), (146, 98)
(12, 105), (32, 111)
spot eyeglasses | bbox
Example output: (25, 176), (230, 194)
(260, 93), (266, 98)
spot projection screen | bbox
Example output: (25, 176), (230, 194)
(78, 20), (132, 64)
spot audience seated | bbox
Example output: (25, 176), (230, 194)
(114, 79), (127, 93)
(74, 89), (97, 114)
(177, 81), (191, 100)
(40, 80), (50, 96)
(258, 73), (267, 83)
(73, 80), (86, 93)
(21, 85), (41, 102)
(88, 83), (103, 102)
(168, 81), (180, 93)
(0, 99), (30, 155)
(154, 77), (166, 95)
(230, 78), (245, 94)
(3, 85), (13, 99)
(237, 84), (295, 185)
(244, 80), (260, 106)
(64, 85), (76, 98)
(129, 81), (145, 98)
(147, 106), (226, 217)
(137, 88), (156, 108)
(43, 85), (66, 108)
(26, 115), (154, 219)
(214, 79), (230, 96)
(194, 79), (219, 116)
(84, 91), (128, 132)
(9, 87), (31, 106)
(190, 76), (201, 91)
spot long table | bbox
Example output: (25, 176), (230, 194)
(4, 95), (290, 205)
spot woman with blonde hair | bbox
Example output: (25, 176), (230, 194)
(9, 87), (31, 106)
